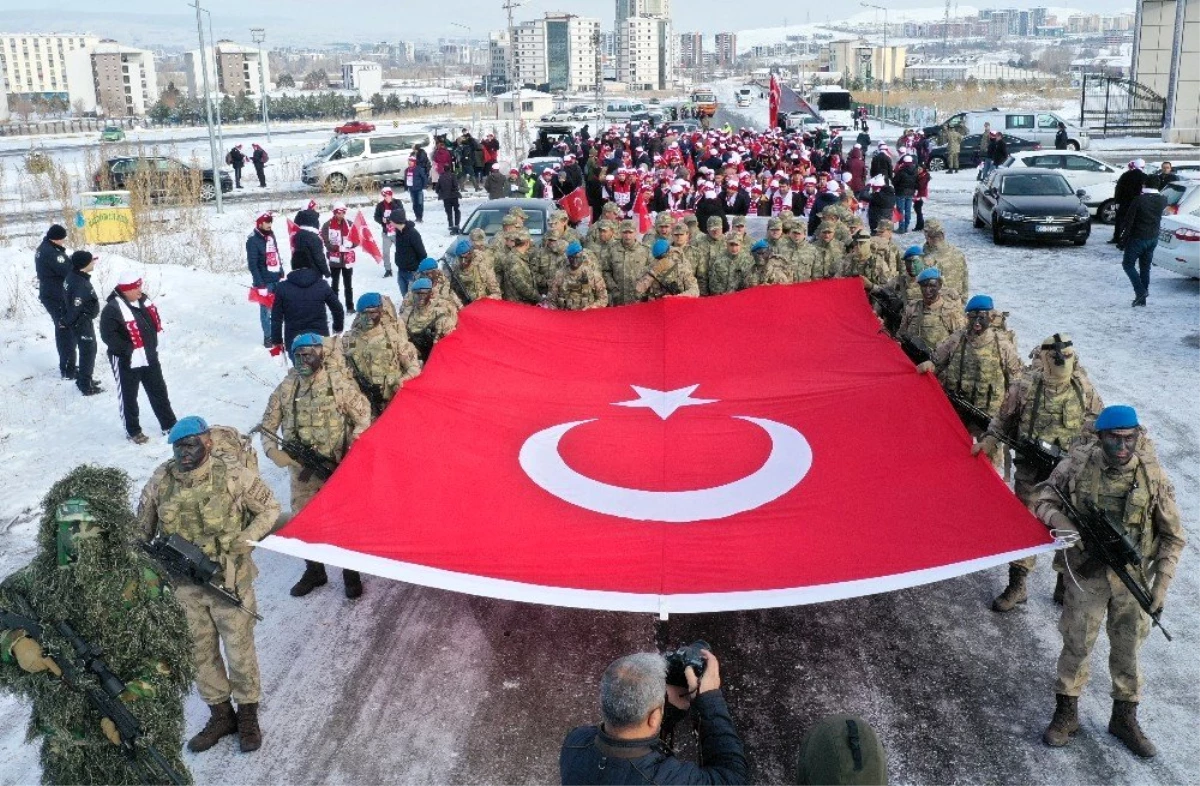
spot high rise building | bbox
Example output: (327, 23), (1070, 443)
(714, 33), (738, 67)
(679, 32), (703, 69)
(342, 61), (382, 99)
(63, 41), (157, 115)
(615, 0), (672, 62)
(489, 30), (511, 87)
(0, 33), (100, 101)
(184, 41), (270, 98)
(619, 14), (673, 90)
(512, 13), (600, 93)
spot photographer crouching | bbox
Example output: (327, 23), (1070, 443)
(560, 643), (748, 784)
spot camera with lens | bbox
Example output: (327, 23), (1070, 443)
(664, 640), (710, 687)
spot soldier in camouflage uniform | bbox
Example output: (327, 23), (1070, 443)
(870, 220), (904, 292)
(898, 268), (967, 350)
(585, 204), (622, 245)
(496, 231), (540, 305)
(1, 466), (195, 784)
(643, 213), (674, 250)
(1033, 405), (1184, 759)
(531, 235), (567, 297)
(636, 240), (699, 299)
(137, 416), (281, 756)
(683, 213), (702, 243)
(449, 239), (501, 302)
(584, 219), (617, 261)
(922, 219), (969, 299)
(810, 223), (844, 280)
(696, 216), (727, 269)
(402, 258), (462, 314)
(837, 228), (893, 291)
(260, 333), (372, 600)
(670, 221), (706, 274)
(548, 243), (608, 310)
(604, 221), (652, 306)
(975, 334), (1104, 612)
(741, 239), (794, 289)
(764, 218), (787, 254)
(548, 210), (582, 248)
(404, 278), (459, 360)
(821, 204), (853, 247)
(696, 235), (752, 296)
(342, 293), (423, 418)
(783, 221), (817, 282)
(490, 215), (521, 251)
(728, 215), (749, 246)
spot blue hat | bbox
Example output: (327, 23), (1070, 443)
(453, 239), (473, 256)
(916, 267), (941, 283)
(356, 292), (382, 311)
(903, 245), (923, 259)
(965, 294), (994, 312)
(751, 239), (770, 253)
(291, 332), (324, 353)
(417, 258), (438, 273)
(566, 241), (583, 257)
(167, 416), (209, 444)
(1094, 405), (1139, 431)
(412, 277), (433, 292)
(652, 238), (670, 259)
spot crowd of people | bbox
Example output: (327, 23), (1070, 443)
(7, 111), (1185, 784)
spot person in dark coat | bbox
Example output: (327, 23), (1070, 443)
(251, 143), (268, 187)
(694, 189), (729, 234)
(228, 144), (246, 188)
(270, 259), (344, 353)
(1111, 160), (1149, 244)
(437, 166), (464, 232)
(989, 133), (1009, 167)
(722, 181), (751, 216)
(35, 224), (76, 379)
(807, 184), (841, 236)
(869, 146), (893, 186)
(391, 216), (427, 297)
(892, 156), (919, 234)
(866, 176), (897, 234)
(374, 187), (403, 278)
(291, 208), (331, 277)
(1054, 122), (1069, 150)
(1118, 184), (1168, 306)
(63, 250), (102, 395)
(99, 271), (177, 443)
(247, 212), (285, 346)
(405, 157), (429, 222)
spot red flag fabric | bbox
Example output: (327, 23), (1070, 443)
(633, 191), (654, 234)
(349, 210), (383, 263)
(769, 73), (781, 129)
(893, 206), (903, 224)
(559, 187), (591, 225)
(246, 287), (275, 309)
(286, 218), (299, 252)
(260, 281), (1056, 614)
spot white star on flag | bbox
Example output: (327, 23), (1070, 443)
(612, 385), (717, 420)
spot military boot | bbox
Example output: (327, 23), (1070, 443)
(343, 569), (363, 599)
(237, 702), (263, 753)
(1053, 573), (1065, 605)
(289, 560), (328, 597)
(1109, 700), (1157, 758)
(1042, 694), (1080, 747)
(992, 566), (1029, 612)
(188, 700), (238, 752)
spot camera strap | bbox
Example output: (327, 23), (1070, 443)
(594, 727), (671, 760)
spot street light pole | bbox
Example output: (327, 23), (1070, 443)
(202, 9), (224, 160)
(191, 0), (222, 214)
(250, 27), (271, 141)
(862, 3), (888, 127)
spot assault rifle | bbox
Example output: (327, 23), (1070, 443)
(345, 355), (386, 420)
(139, 533), (262, 621)
(0, 594), (187, 785)
(898, 333), (932, 366)
(444, 261), (474, 306)
(252, 425), (337, 482)
(1051, 486), (1171, 641)
(408, 324), (438, 363)
(947, 386), (994, 433)
(869, 287), (905, 336)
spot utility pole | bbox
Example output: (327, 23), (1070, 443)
(202, 9), (224, 160)
(192, 0), (222, 214)
(251, 27), (271, 141)
(502, 0), (523, 154)
(861, 2), (888, 127)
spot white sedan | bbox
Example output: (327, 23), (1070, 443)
(1152, 181), (1200, 279)
(1001, 151), (1122, 223)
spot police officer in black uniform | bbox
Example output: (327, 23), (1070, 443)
(34, 224), (75, 379)
(63, 250), (103, 396)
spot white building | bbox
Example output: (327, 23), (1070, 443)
(619, 14), (674, 91)
(184, 41), (270, 98)
(615, 0), (672, 58)
(512, 13), (600, 93)
(63, 41), (157, 116)
(1133, 0), (1198, 143)
(0, 33), (100, 100)
(493, 88), (554, 120)
(342, 61), (382, 99)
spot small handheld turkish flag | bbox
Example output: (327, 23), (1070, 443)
(246, 286), (274, 309)
(349, 210), (383, 263)
(286, 217), (299, 251)
(559, 187), (590, 225)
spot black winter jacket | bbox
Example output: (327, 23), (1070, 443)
(694, 198), (729, 234)
(559, 691), (747, 785)
(1114, 169), (1148, 206)
(869, 153), (893, 185)
(1121, 190), (1167, 243)
(292, 227), (331, 277)
(64, 270), (99, 331)
(807, 192), (841, 235)
(246, 229), (284, 287)
(868, 185), (898, 215)
(35, 237), (72, 303)
(100, 291), (160, 363)
(374, 199), (404, 227)
(392, 222), (427, 273)
(270, 267), (344, 349)
(892, 165), (919, 198)
(437, 172), (463, 201)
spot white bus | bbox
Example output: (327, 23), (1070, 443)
(807, 86), (854, 131)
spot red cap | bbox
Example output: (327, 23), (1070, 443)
(256, 212), (273, 225)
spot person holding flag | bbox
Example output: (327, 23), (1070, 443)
(247, 212), (284, 348)
(321, 203), (358, 314)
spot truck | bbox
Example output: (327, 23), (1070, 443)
(691, 87), (718, 118)
(806, 85), (854, 131)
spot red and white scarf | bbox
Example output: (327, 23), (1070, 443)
(261, 230), (281, 272)
(115, 296), (162, 368)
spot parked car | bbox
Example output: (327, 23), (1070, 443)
(1162, 179), (1200, 216)
(972, 169), (1091, 246)
(539, 108), (577, 123)
(100, 126), (125, 142)
(1147, 160), (1200, 181)
(924, 109), (1089, 150)
(93, 156), (233, 202)
(438, 198), (556, 262)
(1001, 150), (1122, 223)
(603, 100), (649, 124)
(928, 133), (1040, 172)
(665, 120), (701, 135)
(523, 156), (562, 180)
(1151, 204), (1200, 279)
(301, 129), (435, 191)
(334, 120), (376, 135)
(568, 104), (603, 121)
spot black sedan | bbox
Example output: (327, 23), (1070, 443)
(92, 156), (233, 202)
(972, 169), (1091, 246)
(927, 133), (1040, 172)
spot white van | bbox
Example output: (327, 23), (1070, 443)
(301, 129), (435, 191)
(603, 100), (647, 124)
(935, 110), (1090, 150)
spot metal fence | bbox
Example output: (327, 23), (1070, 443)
(1079, 74), (1166, 137)
(854, 103), (939, 130)
(0, 116), (142, 137)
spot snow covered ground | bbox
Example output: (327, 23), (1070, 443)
(0, 109), (1197, 783)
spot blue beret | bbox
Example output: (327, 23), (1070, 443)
(751, 239), (770, 253)
(417, 257), (438, 273)
(965, 294), (994, 312)
(566, 241), (583, 257)
(168, 416), (209, 444)
(291, 332), (324, 352)
(903, 245), (923, 259)
(652, 238), (670, 259)
(453, 239), (473, 256)
(412, 277), (433, 292)
(356, 292), (382, 311)
(916, 268), (941, 283)
(1095, 405), (1138, 431)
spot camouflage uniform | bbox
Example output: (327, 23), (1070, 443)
(822, 205), (853, 246)
(496, 240), (540, 305)
(636, 248), (700, 299)
(548, 212), (582, 247)
(869, 221), (904, 288)
(696, 244), (751, 296)
(451, 255), (502, 302)
(810, 228), (844, 280)
(400, 274), (462, 315)
(898, 293), (968, 349)
(548, 254), (608, 310)
(643, 216), (674, 249)
(741, 251), (794, 289)
(490, 216), (521, 250)
(342, 306), (423, 409)
(404, 297), (459, 362)
(922, 222), (969, 298)
(838, 243), (893, 289)
(604, 234), (652, 306)
(931, 325), (1024, 422)
(783, 228), (818, 282)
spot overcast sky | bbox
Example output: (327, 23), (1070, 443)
(0, 0), (1138, 43)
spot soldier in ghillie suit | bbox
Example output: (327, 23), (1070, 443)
(0, 466), (194, 785)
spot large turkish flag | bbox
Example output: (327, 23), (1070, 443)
(260, 280), (1057, 614)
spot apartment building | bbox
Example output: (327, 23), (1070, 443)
(63, 41), (157, 115)
(619, 14), (674, 91)
(0, 33), (100, 100)
(184, 41), (270, 98)
(512, 13), (600, 93)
